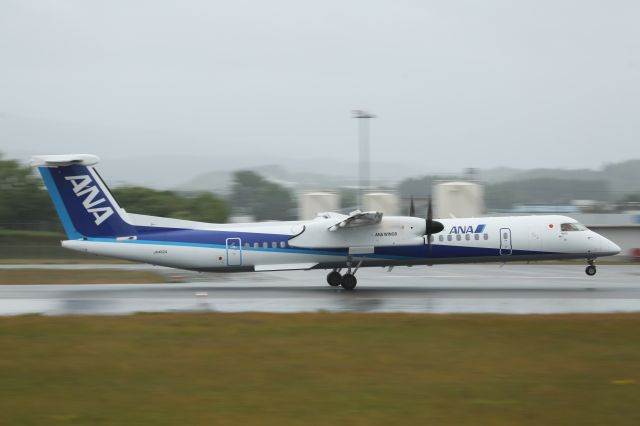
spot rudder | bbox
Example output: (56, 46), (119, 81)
(33, 155), (136, 239)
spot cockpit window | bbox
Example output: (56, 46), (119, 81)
(561, 222), (587, 232)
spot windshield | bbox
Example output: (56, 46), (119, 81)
(561, 222), (587, 232)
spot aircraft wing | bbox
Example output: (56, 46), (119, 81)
(328, 210), (383, 231)
(254, 263), (317, 271)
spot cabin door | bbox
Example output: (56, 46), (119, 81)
(499, 228), (512, 256)
(226, 237), (242, 266)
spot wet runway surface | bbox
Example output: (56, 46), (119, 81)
(1, 264), (640, 315)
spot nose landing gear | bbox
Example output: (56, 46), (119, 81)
(585, 260), (597, 276)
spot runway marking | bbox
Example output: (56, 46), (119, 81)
(388, 275), (586, 280)
(389, 275), (468, 278)
(509, 276), (586, 279)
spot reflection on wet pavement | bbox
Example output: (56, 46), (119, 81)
(1, 264), (639, 315)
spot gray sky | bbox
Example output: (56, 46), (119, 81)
(1, 0), (639, 185)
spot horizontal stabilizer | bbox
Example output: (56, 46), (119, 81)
(31, 154), (100, 167)
(254, 263), (317, 271)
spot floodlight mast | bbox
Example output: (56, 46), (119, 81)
(352, 109), (376, 210)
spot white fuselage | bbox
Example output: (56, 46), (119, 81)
(61, 214), (621, 272)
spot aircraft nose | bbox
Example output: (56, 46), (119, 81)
(602, 237), (621, 256)
(608, 240), (621, 255)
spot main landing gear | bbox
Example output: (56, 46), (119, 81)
(326, 262), (362, 290)
(585, 260), (597, 276)
(326, 271), (342, 287)
(341, 273), (357, 291)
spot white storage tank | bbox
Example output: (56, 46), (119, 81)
(299, 192), (340, 220)
(433, 181), (484, 218)
(363, 192), (399, 215)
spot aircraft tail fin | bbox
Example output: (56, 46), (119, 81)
(32, 154), (136, 239)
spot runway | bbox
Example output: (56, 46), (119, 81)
(1, 264), (640, 315)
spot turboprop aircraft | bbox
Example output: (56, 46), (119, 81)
(32, 154), (621, 290)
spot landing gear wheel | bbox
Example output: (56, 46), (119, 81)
(585, 265), (597, 276)
(341, 273), (357, 290)
(327, 271), (342, 287)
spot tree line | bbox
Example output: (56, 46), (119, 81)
(3, 151), (638, 233)
(397, 174), (638, 210)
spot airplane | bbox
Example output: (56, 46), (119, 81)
(31, 154), (621, 290)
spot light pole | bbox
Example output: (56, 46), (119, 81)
(352, 109), (376, 210)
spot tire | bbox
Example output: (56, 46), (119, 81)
(585, 265), (596, 276)
(327, 271), (342, 286)
(341, 273), (357, 290)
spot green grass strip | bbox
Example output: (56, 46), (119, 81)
(0, 269), (168, 284)
(0, 313), (639, 425)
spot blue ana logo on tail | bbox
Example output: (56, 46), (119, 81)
(449, 224), (486, 234)
(65, 175), (114, 225)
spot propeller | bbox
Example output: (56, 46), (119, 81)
(425, 197), (444, 253)
(409, 196), (415, 217)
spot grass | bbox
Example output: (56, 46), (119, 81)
(0, 229), (65, 239)
(0, 258), (133, 265)
(0, 229), (123, 261)
(0, 269), (169, 284)
(0, 313), (639, 425)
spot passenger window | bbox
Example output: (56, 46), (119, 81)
(244, 243), (250, 250)
(474, 234), (479, 240)
(272, 242), (277, 248)
(465, 234), (470, 241)
(253, 242), (259, 248)
(447, 235), (452, 241)
(280, 241), (286, 248)
(439, 235), (444, 242)
(456, 235), (461, 241)
(483, 234), (488, 240)
(263, 242), (268, 248)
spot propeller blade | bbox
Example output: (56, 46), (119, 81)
(424, 197), (444, 234)
(424, 197), (444, 254)
(426, 197), (433, 253)
(409, 196), (415, 217)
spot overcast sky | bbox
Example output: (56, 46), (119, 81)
(1, 0), (639, 183)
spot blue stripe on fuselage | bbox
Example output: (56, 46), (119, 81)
(86, 226), (552, 260)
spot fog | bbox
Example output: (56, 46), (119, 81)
(1, 0), (639, 187)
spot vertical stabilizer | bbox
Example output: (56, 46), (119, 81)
(32, 154), (136, 239)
